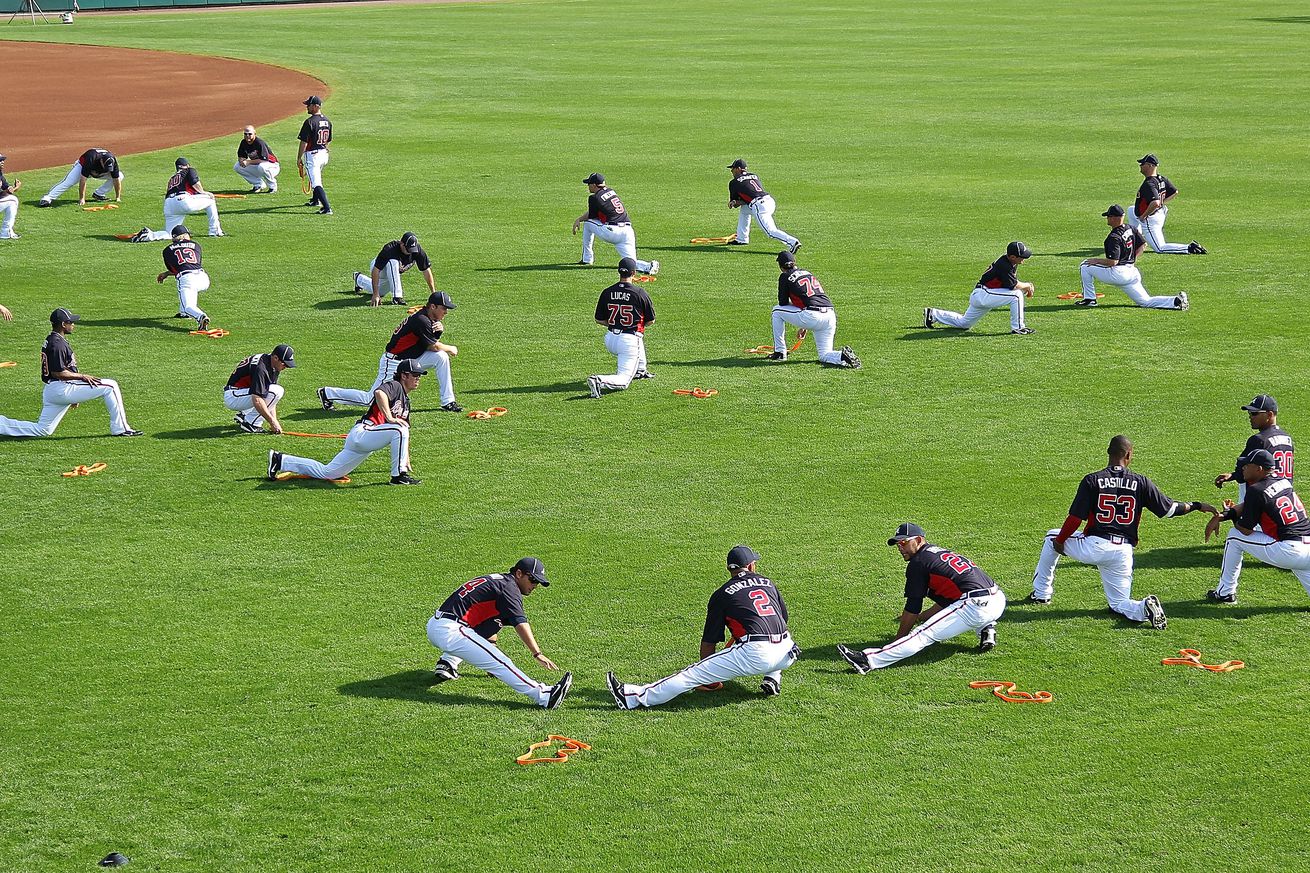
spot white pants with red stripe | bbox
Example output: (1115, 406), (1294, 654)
(860, 592), (1005, 669)
(233, 160), (280, 191)
(580, 220), (654, 273)
(223, 384), (284, 428)
(303, 149), (329, 189)
(426, 616), (552, 706)
(1079, 263), (1177, 309)
(930, 286), (1026, 331)
(594, 330), (646, 390)
(735, 195), (798, 248)
(772, 306), (841, 363)
(1127, 205), (1190, 254)
(0, 379), (132, 437)
(279, 421), (409, 480)
(42, 164), (121, 202)
(173, 269), (210, 324)
(1216, 529), (1310, 597)
(322, 350), (455, 407)
(0, 193), (18, 238)
(356, 259), (406, 301)
(144, 193), (223, 241)
(1032, 531), (1147, 621)
(614, 637), (798, 709)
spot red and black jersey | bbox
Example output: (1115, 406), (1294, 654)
(0, 171), (13, 197)
(1069, 465), (1179, 546)
(903, 545), (996, 614)
(166, 168), (201, 197)
(374, 240), (431, 274)
(586, 187), (630, 224)
(40, 333), (77, 384)
(777, 268), (834, 310)
(1104, 225), (1144, 266)
(236, 136), (277, 163)
(594, 281), (655, 334)
(163, 239), (203, 275)
(384, 311), (439, 359)
(728, 173), (769, 204)
(78, 149), (118, 177)
(977, 255), (1019, 290)
(224, 353), (280, 398)
(437, 572), (529, 639)
(1237, 476), (1310, 540)
(298, 115), (332, 152)
(1134, 175), (1177, 217)
(702, 571), (789, 645)
(362, 379), (410, 426)
(1234, 427), (1294, 483)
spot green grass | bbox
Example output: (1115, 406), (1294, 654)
(3, 1), (1310, 870)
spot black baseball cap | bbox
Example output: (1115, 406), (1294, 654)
(1242, 449), (1276, 469)
(1007, 241), (1033, 259)
(617, 257), (637, 275)
(513, 556), (550, 585)
(175, 156), (189, 168)
(401, 231), (420, 249)
(1102, 204), (1126, 217)
(727, 544), (760, 569)
(396, 359), (424, 376)
(777, 250), (795, 265)
(583, 172), (605, 185)
(272, 343), (296, 367)
(427, 291), (456, 309)
(50, 307), (80, 325)
(171, 224), (191, 238)
(0, 154), (7, 162)
(887, 522), (926, 545)
(1137, 154), (1159, 165)
(303, 95), (322, 106)
(1241, 394), (1278, 414)
(728, 158), (748, 169)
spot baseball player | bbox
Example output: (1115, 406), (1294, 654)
(271, 359), (422, 486)
(37, 148), (123, 206)
(0, 153), (21, 239)
(925, 242), (1035, 335)
(129, 158), (224, 243)
(0, 308), (142, 438)
(768, 251), (861, 367)
(318, 291), (462, 414)
(297, 95), (333, 215)
(1205, 449), (1310, 603)
(726, 159), (800, 252)
(224, 344), (295, 435)
(426, 557), (573, 709)
(1126, 154), (1206, 255)
(353, 232), (435, 307)
(233, 125), (280, 193)
(587, 257), (656, 398)
(837, 523), (1004, 673)
(1214, 395), (1294, 498)
(1028, 435), (1216, 627)
(155, 225), (210, 330)
(606, 545), (800, 708)
(1076, 205), (1187, 310)
(572, 173), (658, 274)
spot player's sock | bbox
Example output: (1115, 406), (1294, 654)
(315, 187), (331, 211)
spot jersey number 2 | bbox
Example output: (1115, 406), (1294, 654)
(748, 589), (777, 617)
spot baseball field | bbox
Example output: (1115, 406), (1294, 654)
(3, 1), (1309, 870)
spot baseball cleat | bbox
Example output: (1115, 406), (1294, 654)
(1025, 592), (1052, 604)
(606, 671), (628, 709)
(303, 199), (318, 207)
(439, 401), (464, 413)
(235, 415), (261, 434)
(318, 207), (333, 215)
(91, 192), (108, 202)
(173, 312), (189, 318)
(317, 388), (335, 411)
(197, 315), (210, 331)
(545, 671), (573, 709)
(1206, 588), (1237, 604)
(633, 370), (655, 380)
(836, 643), (871, 675)
(1175, 291), (1190, 311)
(648, 260), (660, 275)
(924, 308), (935, 329)
(1187, 240), (1208, 255)
(430, 660), (460, 683)
(249, 186), (264, 194)
(210, 231), (225, 238)
(351, 272), (364, 293)
(728, 240), (749, 246)
(789, 241), (802, 254)
(765, 351), (786, 361)
(979, 624), (997, 652)
(575, 260), (592, 266)
(1, 232), (19, 239)
(390, 472), (423, 486)
(37, 199), (53, 208)
(1143, 594), (1168, 629)
(587, 375), (603, 399)
(1073, 298), (1098, 307)
(129, 227), (151, 243)
(390, 298), (407, 306)
(267, 450), (282, 480)
(839, 346), (862, 369)
(114, 428), (144, 437)
(1011, 327), (1035, 335)
(760, 676), (781, 697)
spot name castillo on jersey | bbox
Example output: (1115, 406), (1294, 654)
(595, 281), (655, 334)
(163, 239), (203, 275)
(1135, 175), (1177, 217)
(903, 545), (996, 614)
(587, 187), (630, 225)
(436, 572), (529, 639)
(1237, 477), (1310, 540)
(1104, 225), (1144, 266)
(729, 173), (768, 204)
(363, 379), (410, 426)
(298, 115), (332, 152)
(702, 571), (790, 644)
(778, 268), (834, 310)
(1069, 465), (1181, 546)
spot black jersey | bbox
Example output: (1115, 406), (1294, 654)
(162, 239), (203, 275)
(977, 256), (1019, 290)
(702, 570), (790, 645)
(1234, 427), (1294, 482)
(0, 171), (13, 196)
(39, 333), (76, 384)
(437, 572), (529, 639)
(777, 268), (834, 310)
(237, 136), (277, 163)
(78, 149), (118, 177)
(374, 240), (431, 273)
(595, 281), (655, 334)
(165, 168), (201, 197)
(586, 187), (630, 224)
(1237, 476), (1310, 540)
(903, 544), (997, 614)
(298, 115), (332, 152)
(1134, 175), (1177, 217)
(1104, 225), (1144, 266)
(384, 311), (439, 358)
(1069, 464), (1180, 546)
(362, 379), (410, 426)
(728, 173), (769, 204)
(224, 353), (280, 399)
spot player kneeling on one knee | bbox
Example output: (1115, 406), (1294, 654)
(607, 545), (799, 709)
(769, 251), (860, 368)
(926, 241), (1034, 335)
(837, 523), (1003, 673)
(588, 257), (656, 398)
(426, 557), (573, 709)
(224, 343), (295, 435)
(1076, 205), (1187, 311)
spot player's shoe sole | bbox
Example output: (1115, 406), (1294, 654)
(648, 260), (660, 275)
(197, 316), (210, 331)
(789, 241), (802, 254)
(1206, 588), (1237, 604)
(1011, 327), (1034, 335)
(1025, 593), (1052, 604)
(839, 346), (862, 369)
(836, 643), (871, 675)
(267, 450), (282, 480)
(1175, 291), (1190, 311)
(924, 308), (935, 328)
(979, 624), (997, 652)
(351, 272), (364, 294)
(1143, 594), (1167, 629)
(587, 375), (603, 398)
(606, 671), (627, 709)
(1188, 241), (1207, 254)
(545, 671), (573, 709)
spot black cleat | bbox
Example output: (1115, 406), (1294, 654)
(837, 643), (871, 675)
(765, 351), (786, 361)
(1025, 592), (1052, 604)
(545, 671), (573, 709)
(440, 401), (464, 413)
(633, 370), (656, 380)
(760, 676), (780, 697)
(924, 307), (935, 328)
(1073, 298), (1098, 307)
(303, 199), (319, 207)
(1011, 327), (1035, 335)
(91, 192), (109, 202)
(1187, 240), (1207, 255)
(728, 240), (748, 246)
(839, 346), (862, 369)
(267, 450), (282, 480)
(235, 415), (261, 434)
(197, 315), (210, 331)
(430, 660), (460, 683)
(114, 428), (144, 437)
(606, 671), (627, 709)
(1206, 588), (1237, 604)
(317, 207), (333, 215)
(317, 387), (334, 411)
(979, 623), (997, 652)
(1143, 594), (1168, 629)
(390, 472), (422, 486)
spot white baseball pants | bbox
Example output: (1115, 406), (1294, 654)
(233, 160), (280, 191)
(224, 384), (284, 429)
(580, 221), (654, 273)
(0, 194), (18, 238)
(931, 287), (1026, 331)
(173, 269), (210, 324)
(303, 149), (329, 189)
(1127, 205), (1190, 254)
(279, 421), (410, 480)
(594, 330), (646, 390)
(736, 195), (798, 248)
(1215, 529), (1310, 597)
(426, 616), (553, 706)
(356, 259), (405, 301)
(0, 379), (131, 437)
(322, 350), (456, 407)
(772, 306), (842, 364)
(859, 591), (1006, 669)
(1079, 263), (1177, 309)
(42, 164), (121, 201)
(1032, 531), (1147, 621)
(613, 637), (799, 709)
(143, 194), (223, 241)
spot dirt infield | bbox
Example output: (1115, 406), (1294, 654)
(0, 41), (327, 173)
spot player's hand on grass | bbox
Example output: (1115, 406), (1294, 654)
(156, 272), (168, 284)
(0, 304), (11, 322)
(369, 295), (382, 308)
(534, 652), (559, 670)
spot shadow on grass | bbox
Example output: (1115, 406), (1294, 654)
(236, 474), (388, 490)
(86, 234), (138, 243)
(224, 204), (318, 216)
(461, 380), (589, 395)
(577, 680), (770, 710)
(652, 355), (772, 368)
(1251, 16), (1310, 24)
(1158, 601), (1308, 621)
(808, 640), (974, 673)
(339, 669), (542, 710)
(640, 244), (780, 255)
(1030, 248), (1102, 258)
(1134, 546), (1223, 571)
(82, 316), (193, 332)
(152, 424), (235, 440)
(310, 296), (376, 311)
(474, 263), (590, 272)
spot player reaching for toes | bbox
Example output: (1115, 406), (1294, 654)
(769, 251), (860, 367)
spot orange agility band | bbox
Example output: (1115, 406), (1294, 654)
(1161, 649), (1245, 673)
(633, 275), (656, 283)
(82, 203), (119, 212)
(690, 234), (737, 244)
(969, 680), (1053, 703)
(673, 387), (718, 399)
(189, 328), (230, 338)
(466, 407), (508, 420)
(516, 735), (592, 765)
(62, 462), (108, 478)
(1056, 291), (1106, 300)
(0, 361), (17, 368)
(211, 193), (247, 199)
(745, 330), (807, 354)
(274, 471), (350, 484)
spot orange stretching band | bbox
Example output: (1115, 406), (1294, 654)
(516, 735), (592, 766)
(274, 471), (350, 485)
(189, 328), (230, 338)
(212, 193), (247, 200)
(82, 203), (119, 212)
(673, 387), (718, 399)
(0, 361), (16, 368)
(62, 462), (108, 478)
(690, 234), (737, 244)
(466, 407), (508, 420)
(969, 680), (1053, 703)
(633, 275), (656, 284)
(1056, 291), (1105, 300)
(1161, 649), (1245, 673)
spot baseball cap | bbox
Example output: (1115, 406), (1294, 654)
(1137, 154), (1159, 165)
(50, 307), (80, 325)
(887, 522), (926, 545)
(727, 544), (760, 569)
(175, 157), (189, 168)
(396, 359), (424, 376)
(1242, 449), (1277, 469)
(777, 250), (796, 265)
(171, 224), (191, 238)
(1007, 241), (1033, 259)
(272, 343), (296, 367)
(583, 172), (605, 185)
(0, 154), (7, 162)
(303, 95), (322, 106)
(1102, 204), (1126, 217)
(401, 231), (420, 249)
(1241, 394), (1278, 414)
(617, 257), (637, 275)
(427, 291), (456, 309)
(512, 556), (550, 586)
(727, 158), (748, 170)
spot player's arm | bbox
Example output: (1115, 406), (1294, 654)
(572, 210), (590, 233)
(156, 271), (170, 283)
(373, 388), (406, 426)
(193, 181), (207, 195)
(52, 366), (100, 386)
(0, 304), (11, 322)
(8, 179), (19, 192)
(76, 176), (88, 204)
(421, 267), (436, 294)
(701, 597), (726, 658)
(512, 622), (558, 670)
(369, 265), (384, 307)
(251, 395), (283, 434)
